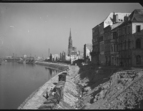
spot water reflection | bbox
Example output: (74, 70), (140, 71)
(48, 68), (53, 75)
(45, 68), (59, 77)
(0, 62), (55, 109)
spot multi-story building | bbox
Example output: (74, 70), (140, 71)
(110, 22), (124, 66)
(90, 25), (100, 65)
(91, 12), (131, 66)
(78, 51), (84, 59)
(104, 25), (111, 65)
(60, 51), (66, 61)
(84, 44), (92, 63)
(50, 54), (60, 61)
(98, 22), (105, 65)
(117, 9), (143, 67)
(131, 30), (143, 66)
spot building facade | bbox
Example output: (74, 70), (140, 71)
(104, 25), (111, 65)
(84, 44), (92, 63)
(110, 22), (124, 66)
(90, 25), (100, 65)
(117, 9), (143, 67)
(91, 12), (131, 66)
(60, 51), (66, 61)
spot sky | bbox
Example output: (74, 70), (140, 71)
(0, 3), (142, 58)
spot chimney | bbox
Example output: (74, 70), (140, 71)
(124, 15), (128, 22)
(113, 12), (116, 24)
(116, 14), (119, 23)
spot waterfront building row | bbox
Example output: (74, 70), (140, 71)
(91, 9), (143, 67)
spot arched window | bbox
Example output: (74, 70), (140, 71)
(136, 55), (141, 65)
(136, 38), (141, 49)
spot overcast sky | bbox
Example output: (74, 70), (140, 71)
(0, 3), (142, 57)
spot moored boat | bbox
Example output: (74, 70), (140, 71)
(25, 57), (35, 64)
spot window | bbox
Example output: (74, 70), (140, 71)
(126, 26), (127, 34)
(122, 27), (124, 35)
(126, 40), (128, 50)
(117, 44), (119, 51)
(136, 38), (141, 49)
(111, 44), (114, 52)
(136, 25), (141, 32)
(123, 27), (125, 35)
(128, 40), (130, 49)
(128, 26), (130, 34)
(121, 42), (123, 50)
(136, 55), (141, 65)
(113, 32), (116, 39)
(124, 41), (126, 50)
(122, 41), (125, 50)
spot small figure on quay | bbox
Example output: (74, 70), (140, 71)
(43, 89), (50, 99)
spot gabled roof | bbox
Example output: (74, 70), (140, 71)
(128, 9), (143, 22)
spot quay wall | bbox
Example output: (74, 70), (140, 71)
(35, 61), (69, 71)
(18, 62), (69, 109)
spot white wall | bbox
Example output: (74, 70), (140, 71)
(132, 23), (143, 34)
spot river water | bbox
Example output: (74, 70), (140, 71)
(0, 62), (59, 109)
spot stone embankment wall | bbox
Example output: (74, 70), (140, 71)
(18, 62), (69, 109)
(18, 63), (82, 109)
(18, 70), (68, 109)
(36, 61), (69, 71)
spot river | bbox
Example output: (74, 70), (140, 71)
(0, 62), (59, 109)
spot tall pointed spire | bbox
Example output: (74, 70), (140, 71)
(68, 28), (72, 56)
(70, 28), (71, 38)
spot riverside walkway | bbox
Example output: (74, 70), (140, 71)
(18, 62), (81, 109)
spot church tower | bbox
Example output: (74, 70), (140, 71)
(68, 29), (72, 56)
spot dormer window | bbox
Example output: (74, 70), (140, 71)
(136, 25), (141, 32)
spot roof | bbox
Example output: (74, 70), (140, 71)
(103, 12), (130, 28)
(116, 9), (143, 29)
(111, 22), (123, 30)
(92, 25), (99, 31)
(128, 9), (143, 22)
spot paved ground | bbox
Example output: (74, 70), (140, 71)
(18, 70), (67, 109)
(18, 64), (81, 109)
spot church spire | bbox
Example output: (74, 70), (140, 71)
(68, 28), (72, 56)
(70, 28), (71, 38)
